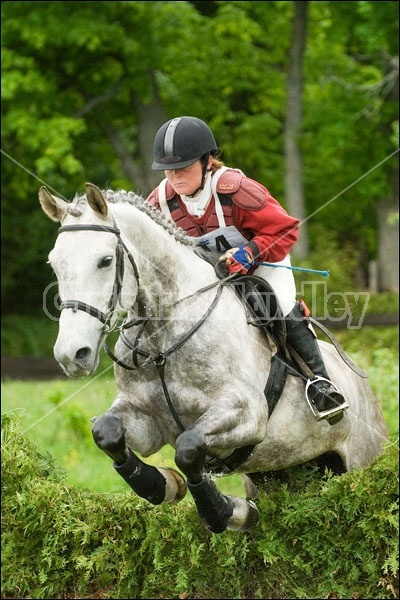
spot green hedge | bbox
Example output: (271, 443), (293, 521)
(1, 412), (398, 599)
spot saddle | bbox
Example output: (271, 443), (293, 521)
(210, 257), (366, 406)
(196, 250), (366, 474)
(225, 269), (300, 415)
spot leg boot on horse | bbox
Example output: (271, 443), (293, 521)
(92, 412), (187, 504)
(285, 301), (349, 425)
(175, 429), (260, 533)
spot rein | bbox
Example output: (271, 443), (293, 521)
(109, 285), (224, 368)
(105, 284), (224, 432)
(58, 218), (229, 433)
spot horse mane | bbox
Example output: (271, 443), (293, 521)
(68, 188), (194, 247)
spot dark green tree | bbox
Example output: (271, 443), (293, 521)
(1, 1), (398, 317)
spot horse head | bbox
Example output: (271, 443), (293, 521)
(39, 183), (139, 377)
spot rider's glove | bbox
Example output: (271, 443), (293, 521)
(222, 245), (254, 275)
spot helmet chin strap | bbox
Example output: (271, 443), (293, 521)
(187, 153), (210, 197)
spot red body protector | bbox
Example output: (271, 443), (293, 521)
(146, 168), (299, 263)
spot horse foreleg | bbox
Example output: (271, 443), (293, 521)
(91, 412), (186, 504)
(114, 451), (187, 504)
(175, 430), (259, 533)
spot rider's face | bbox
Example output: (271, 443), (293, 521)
(165, 160), (203, 196)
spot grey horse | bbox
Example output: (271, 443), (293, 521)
(39, 182), (388, 533)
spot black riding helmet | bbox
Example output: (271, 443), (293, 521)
(152, 116), (218, 171)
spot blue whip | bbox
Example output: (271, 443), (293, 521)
(255, 262), (329, 277)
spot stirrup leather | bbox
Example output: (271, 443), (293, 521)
(305, 376), (349, 422)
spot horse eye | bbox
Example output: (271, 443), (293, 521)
(98, 256), (113, 268)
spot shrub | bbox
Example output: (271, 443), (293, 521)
(1, 412), (398, 599)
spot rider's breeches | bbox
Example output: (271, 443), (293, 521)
(253, 255), (296, 316)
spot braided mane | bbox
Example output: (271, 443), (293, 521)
(68, 188), (193, 247)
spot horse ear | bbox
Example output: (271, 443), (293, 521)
(39, 186), (68, 222)
(85, 182), (108, 218)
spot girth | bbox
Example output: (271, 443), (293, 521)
(202, 265), (295, 475)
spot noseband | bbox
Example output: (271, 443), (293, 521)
(57, 222), (139, 332)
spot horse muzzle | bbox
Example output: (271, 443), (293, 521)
(54, 315), (103, 378)
(54, 344), (100, 378)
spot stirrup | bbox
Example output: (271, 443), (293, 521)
(305, 376), (349, 422)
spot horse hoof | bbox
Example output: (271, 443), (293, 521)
(226, 497), (260, 532)
(160, 467), (187, 503)
(242, 474), (258, 500)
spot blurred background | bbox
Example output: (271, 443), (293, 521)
(2, 0), (398, 326)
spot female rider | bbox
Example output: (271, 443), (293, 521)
(146, 116), (347, 425)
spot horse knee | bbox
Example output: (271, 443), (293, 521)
(91, 412), (128, 464)
(175, 430), (207, 483)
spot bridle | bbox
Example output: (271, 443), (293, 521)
(56, 218), (227, 433)
(57, 221), (140, 333)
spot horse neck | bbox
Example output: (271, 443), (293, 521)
(111, 202), (215, 304)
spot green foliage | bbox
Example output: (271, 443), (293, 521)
(2, 1), (398, 313)
(291, 230), (399, 325)
(1, 314), (60, 357)
(2, 412), (398, 599)
(254, 451), (399, 599)
(353, 344), (399, 434)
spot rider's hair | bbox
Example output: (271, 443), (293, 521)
(210, 156), (224, 173)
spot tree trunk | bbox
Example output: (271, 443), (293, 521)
(376, 168), (399, 291)
(284, 0), (309, 259)
(375, 55), (399, 292)
(135, 73), (168, 193)
(105, 73), (167, 194)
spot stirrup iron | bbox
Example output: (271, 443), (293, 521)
(305, 376), (349, 422)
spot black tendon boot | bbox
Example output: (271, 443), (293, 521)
(285, 302), (349, 425)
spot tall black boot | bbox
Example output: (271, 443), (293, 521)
(285, 302), (349, 425)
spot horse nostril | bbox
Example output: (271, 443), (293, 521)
(75, 347), (91, 361)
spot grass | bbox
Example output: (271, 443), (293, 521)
(1, 375), (245, 496)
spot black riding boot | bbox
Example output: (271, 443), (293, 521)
(285, 302), (348, 425)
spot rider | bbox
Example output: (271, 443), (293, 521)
(146, 115), (348, 424)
